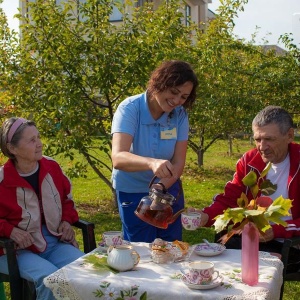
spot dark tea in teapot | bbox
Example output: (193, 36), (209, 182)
(135, 204), (173, 229)
(134, 178), (184, 229)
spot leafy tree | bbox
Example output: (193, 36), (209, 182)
(1, 0), (197, 200)
(1, 0), (299, 202)
(0, 1), (20, 118)
(188, 0), (300, 165)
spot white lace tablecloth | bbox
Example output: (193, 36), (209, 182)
(44, 243), (283, 300)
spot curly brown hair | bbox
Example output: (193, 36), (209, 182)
(147, 60), (198, 109)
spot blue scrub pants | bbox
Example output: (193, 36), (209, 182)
(0, 225), (84, 300)
(117, 180), (184, 242)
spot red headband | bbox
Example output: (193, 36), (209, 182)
(7, 118), (28, 143)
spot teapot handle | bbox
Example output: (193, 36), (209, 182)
(149, 176), (167, 193)
(149, 175), (158, 188)
(107, 245), (114, 254)
(149, 176), (182, 201)
(131, 250), (140, 266)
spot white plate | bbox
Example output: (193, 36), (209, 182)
(181, 275), (223, 290)
(194, 243), (226, 256)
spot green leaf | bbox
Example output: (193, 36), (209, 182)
(244, 209), (264, 217)
(250, 184), (259, 199)
(260, 162), (272, 178)
(213, 214), (231, 233)
(251, 215), (271, 232)
(242, 171), (257, 187)
(84, 254), (119, 274)
(140, 292), (148, 300)
(260, 180), (277, 196)
(265, 212), (289, 227)
(225, 208), (246, 223)
(213, 207), (246, 232)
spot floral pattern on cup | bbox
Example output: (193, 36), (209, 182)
(102, 231), (123, 246)
(181, 212), (201, 230)
(187, 261), (219, 285)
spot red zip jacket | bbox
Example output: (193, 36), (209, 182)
(0, 156), (79, 255)
(203, 142), (300, 239)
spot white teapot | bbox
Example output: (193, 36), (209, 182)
(107, 245), (140, 271)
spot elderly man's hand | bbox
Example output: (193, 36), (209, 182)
(259, 228), (274, 242)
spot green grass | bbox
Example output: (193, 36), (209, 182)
(2, 137), (299, 299)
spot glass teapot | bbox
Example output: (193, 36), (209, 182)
(134, 176), (184, 229)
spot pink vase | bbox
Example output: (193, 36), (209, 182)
(241, 222), (259, 285)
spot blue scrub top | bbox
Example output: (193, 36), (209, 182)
(111, 92), (189, 193)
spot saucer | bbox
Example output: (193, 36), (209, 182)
(181, 275), (223, 290)
(194, 243), (226, 257)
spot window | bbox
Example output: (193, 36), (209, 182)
(24, 0), (37, 20)
(26, 0), (124, 22)
(109, 3), (123, 22)
(136, 0), (152, 7)
(109, 0), (124, 21)
(185, 4), (191, 26)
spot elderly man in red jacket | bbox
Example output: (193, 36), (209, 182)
(191, 105), (300, 271)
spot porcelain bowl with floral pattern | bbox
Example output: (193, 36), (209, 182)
(194, 243), (226, 257)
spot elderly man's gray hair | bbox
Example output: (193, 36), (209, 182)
(252, 106), (294, 135)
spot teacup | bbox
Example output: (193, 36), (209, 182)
(181, 211), (201, 230)
(187, 261), (219, 285)
(102, 231), (123, 246)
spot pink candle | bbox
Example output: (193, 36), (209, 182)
(242, 222), (259, 285)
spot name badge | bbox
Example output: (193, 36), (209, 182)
(160, 127), (177, 139)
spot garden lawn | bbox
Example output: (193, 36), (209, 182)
(2, 137), (300, 299)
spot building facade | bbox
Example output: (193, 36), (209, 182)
(19, 0), (213, 28)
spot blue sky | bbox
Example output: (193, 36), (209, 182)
(1, 0), (300, 48)
(209, 0), (300, 48)
(1, 0), (19, 31)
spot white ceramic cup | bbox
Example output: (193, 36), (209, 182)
(181, 211), (201, 230)
(187, 261), (219, 285)
(102, 231), (123, 246)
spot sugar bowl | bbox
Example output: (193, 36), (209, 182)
(107, 245), (140, 271)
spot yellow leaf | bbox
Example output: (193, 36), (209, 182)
(265, 196), (293, 217)
(237, 192), (248, 208)
(257, 206), (267, 211)
(247, 199), (256, 210)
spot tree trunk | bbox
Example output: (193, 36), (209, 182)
(197, 148), (204, 167)
(228, 134), (233, 156)
(197, 128), (205, 167)
(112, 188), (118, 209)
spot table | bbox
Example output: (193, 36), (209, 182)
(44, 243), (283, 300)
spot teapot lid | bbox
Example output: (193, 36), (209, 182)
(150, 188), (176, 205)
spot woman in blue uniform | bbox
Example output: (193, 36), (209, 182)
(111, 60), (198, 242)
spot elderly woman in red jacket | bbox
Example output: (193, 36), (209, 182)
(0, 117), (84, 300)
